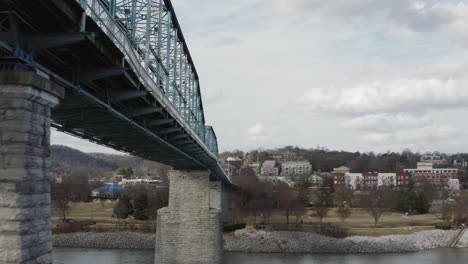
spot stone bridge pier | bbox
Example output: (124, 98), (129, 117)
(0, 72), (64, 264)
(156, 170), (223, 264)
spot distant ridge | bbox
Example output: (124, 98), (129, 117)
(49, 145), (169, 179)
(50, 145), (118, 176)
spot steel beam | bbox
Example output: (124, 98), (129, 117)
(24, 32), (95, 51)
(110, 90), (148, 102)
(147, 118), (173, 127)
(80, 67), (127, 82)
(130, 107), (163, 117)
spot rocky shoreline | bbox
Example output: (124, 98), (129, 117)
(53, 229), (467, 253)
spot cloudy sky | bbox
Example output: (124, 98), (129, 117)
(52, 0), (468, 154)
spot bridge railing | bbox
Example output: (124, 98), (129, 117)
(205, 126), (219, 158)
(78, 0), (221, 163)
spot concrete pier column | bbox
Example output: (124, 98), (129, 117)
(209, 181), (222, 210)
(0, 72), (64, 264)
(156, 170), (223, 264)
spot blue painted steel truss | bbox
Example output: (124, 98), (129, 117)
(80, 0), (217, 157)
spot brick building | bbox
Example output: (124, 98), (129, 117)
(404, 162), (458, 189)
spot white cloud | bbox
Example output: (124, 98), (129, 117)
(276, 0), (468, 40)
(362, 125), (459, 145)
(247, 122), (271, 143)
(341, 113), (433, 132)
(248, 122), (264, 136)
(301, 77), (468, 115)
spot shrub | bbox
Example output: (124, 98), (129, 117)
(223, 223), (247, 233)
(318, 223), (349, 238)
(435, 223), (451, 230)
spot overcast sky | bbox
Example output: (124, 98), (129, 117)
(52, 0), (468, 154)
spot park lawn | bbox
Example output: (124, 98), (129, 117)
(265, 208), (441, 228)
(54, 203), (442, 237)
(52, 201), (115, 220)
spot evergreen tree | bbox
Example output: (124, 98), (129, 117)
(414, 192), (430, 214)
(133, 191), (149, 220)
(113, 193), (133, 219)
(116, 167), (134, 179)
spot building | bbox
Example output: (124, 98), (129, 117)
(282, 161), (312, 176)
(90, 181), (127, 200)
(362, 172), (379, 189)
(396, 172), (412, 188)
(421, 154), (446, 165)
(310, 174), (324, 186)
(223, 157), (243, 177)
(332, 172), (346, 188)
(453, 159), (468, 168)
(404, 162), (458, 189)
(261, 160), (280, 176)
(377, 173), (397, 188)
(258, 175), (295, 186)
(120, 178), (163, 187)
(340, 172), (396, 190)
(331, 166), (350, 189)
(448, 179), (460, 192)
(333, 166), (350, 174)
(344, 173), (363, 190)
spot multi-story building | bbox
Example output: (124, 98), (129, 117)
(331, 166), (350, 189)
(332, 172), (346, 188)
(448, 179), (460, 192)
(310, 174), (324, 186)
(404, 162), (458, 189)
(344, 173), (363, 190)
(396, 172), (412, 188)
(222, 157), (243, 177)
(340, 172), (396, 190)
(362, 171), (379, 189)
(377, 173), (397, 188)
(282, 161), (312, 176)
(261, 160), (280, 176)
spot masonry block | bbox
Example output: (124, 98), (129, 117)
(155, 170), (223, 264)
(0, 72), (63, 264)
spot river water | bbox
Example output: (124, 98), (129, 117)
(53, 247), (468, 264)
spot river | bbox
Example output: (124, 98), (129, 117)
(53, 247), (468, 264)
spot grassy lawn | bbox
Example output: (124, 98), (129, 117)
(53, 203), (441, 236)
(265, 208), (440, 227)
(249, 208), (441, 236)
(52, 202), (116, 220)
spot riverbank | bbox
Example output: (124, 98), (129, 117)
(53, 229), (467, 253)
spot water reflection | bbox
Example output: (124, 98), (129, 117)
(53, 247), (468, 264)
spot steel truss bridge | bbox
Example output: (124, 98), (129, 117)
(0, 0), (230, 183)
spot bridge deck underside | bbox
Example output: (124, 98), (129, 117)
(53, 92), (204, 169)
(0, 0), (229, 183)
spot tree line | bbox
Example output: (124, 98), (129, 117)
(229, 168), (468, 228)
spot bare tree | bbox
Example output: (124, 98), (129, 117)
(434, 190), (454, 223)
(314, 205), (330, 223)
(420, 178), (436, 202)
(313, 189), (333, 222)
(275, 183), (297, 224)
(454, 192), (468, 225)
(359, 188), (396, 226)
(51, 179), (71, 221)
(333, 187), (354, 207)
(293, 203), (306, 223)
(337, 202), (352, 222)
